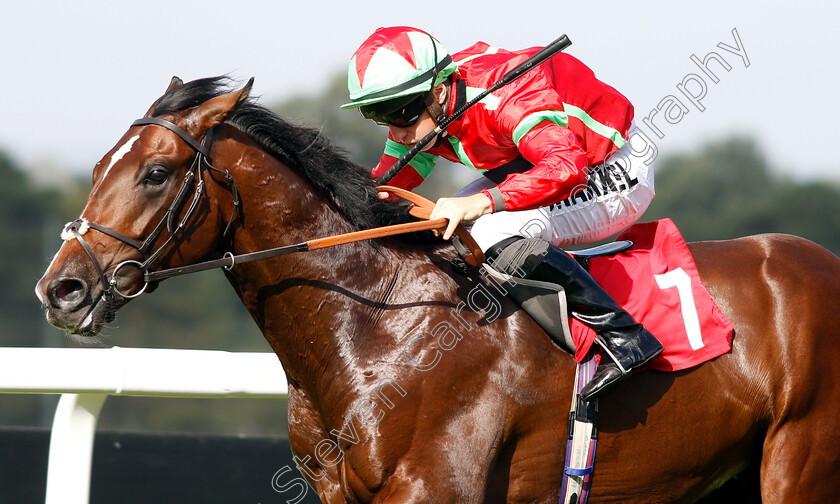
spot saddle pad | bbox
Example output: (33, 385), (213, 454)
(569, 218), (735, 371)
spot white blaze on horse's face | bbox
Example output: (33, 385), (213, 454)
(102, 135), (140, 182)
(87, 134), (141, 206)
(35, 136), (142, 309)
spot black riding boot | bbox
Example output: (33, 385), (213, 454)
(487, 237), (663, 402)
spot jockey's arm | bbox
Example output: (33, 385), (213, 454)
(430, 121), (588, 239)
(487, 122), (588, 212)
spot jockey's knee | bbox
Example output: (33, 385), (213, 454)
(471, 211), (549, 252)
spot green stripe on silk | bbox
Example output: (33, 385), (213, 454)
(560, 104), (627, 149)
(511, 105), (627, 150)
(512, 110), (569, 146)
(384, 139), (438, 179)
(447, 136), (486, 172)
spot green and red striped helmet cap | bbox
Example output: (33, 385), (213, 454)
(341, 26), (458, 109)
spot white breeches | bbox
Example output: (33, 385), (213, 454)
(456, 140), (656, 252)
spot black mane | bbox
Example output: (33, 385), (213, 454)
(153, 76), (414, 231)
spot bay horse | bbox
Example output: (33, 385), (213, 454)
(36, 76), (840, 503)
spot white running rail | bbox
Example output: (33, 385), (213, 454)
(0, 347), (288, 504)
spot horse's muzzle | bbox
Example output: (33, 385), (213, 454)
(42, 275), (88, 312)
(36, 271), (115, 337)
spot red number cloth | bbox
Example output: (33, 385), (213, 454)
(570, 219), (735, 371)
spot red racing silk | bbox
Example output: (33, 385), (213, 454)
(569, 219), (735, 371)
(371, 43), (634, 212)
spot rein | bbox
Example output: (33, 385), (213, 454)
(144, 186), (484, 283)
(62, 119), (484, 306)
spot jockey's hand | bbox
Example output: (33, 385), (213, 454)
(430, 193), (493, 240)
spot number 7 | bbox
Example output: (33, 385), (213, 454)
(654, 268), (704, 350)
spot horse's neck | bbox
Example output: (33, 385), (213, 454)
(220, 144), (405, 408)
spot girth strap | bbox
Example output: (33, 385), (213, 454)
(560, 350), (599, 504)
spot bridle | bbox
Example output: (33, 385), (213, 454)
(60, 115), (484, 322)
(60, 117), (240, 318)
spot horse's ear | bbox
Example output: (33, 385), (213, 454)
(184, 77), (254, 136)
(143, 76), (185, 117)
(166, 76), (184, 93)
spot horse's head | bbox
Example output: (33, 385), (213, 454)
(35, 76), (253, 337)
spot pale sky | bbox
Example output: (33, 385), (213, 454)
(1, 0), (835, 182)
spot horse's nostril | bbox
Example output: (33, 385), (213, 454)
(48, 277), (88, 309)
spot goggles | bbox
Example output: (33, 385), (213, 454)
(360, 93), (428, 127)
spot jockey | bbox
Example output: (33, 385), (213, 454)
(341, 26), (662, 402)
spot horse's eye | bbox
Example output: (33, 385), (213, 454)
(144, 168), (169, 185)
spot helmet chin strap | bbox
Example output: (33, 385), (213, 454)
(424, 84), (447, 124)
(423, 32), (448, 126)
(424, 82), (450, 150)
